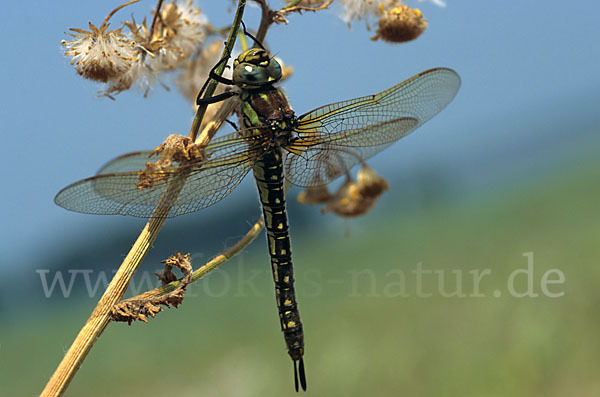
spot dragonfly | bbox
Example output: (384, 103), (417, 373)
(55, 48), (460, 392)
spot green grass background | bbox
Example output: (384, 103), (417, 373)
(2, 135), (599, 396)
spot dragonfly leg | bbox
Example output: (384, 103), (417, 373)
(196, 91), (238, 105)
(241, 20), (266, 50)
(224, 118), (239, 131)
(195, 53), (235, 105)
(195, 20), (268, 106)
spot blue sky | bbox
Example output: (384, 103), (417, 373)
(1, 0), (599, 270)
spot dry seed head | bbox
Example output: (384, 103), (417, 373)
(63, 23), (138, 82)
(323, 181), (365, 217)
(115, 0), (208, 96)
(297, 185), (332, 205)
(148, 0), (208, 71)
(100, 60), (149, 97)
(111, 252), (192, 324)
(339, 0), (392, 25)
(372, 3), (427, 43)
(64, 0), (209, 97)
(137, 135), (203, 189)
(355, 165), (389, 197)
(62, 1), (141, 83)
(324, 166), (389, 217)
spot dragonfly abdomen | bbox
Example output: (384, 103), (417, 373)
(252, 149), (306, 391)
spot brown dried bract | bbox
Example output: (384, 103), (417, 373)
(136, 134), (204, 189)
(264, 0), (333, 25)
(111, 252), (193, 324)
(297, 185), (332, 205)
(323, 166), (389, 217)
(297, 166), (389, 217)
(157, 252), (193, 286)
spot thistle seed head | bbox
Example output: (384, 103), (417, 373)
(372, 3), (428, 43)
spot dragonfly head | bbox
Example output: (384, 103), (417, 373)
(233, 48), (282, 89)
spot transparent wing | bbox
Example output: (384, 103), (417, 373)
(285, 118), (418, 185)
(55, 130), (268, 218)
(95, 130), (253, 174)
(285, 68), (460, 186)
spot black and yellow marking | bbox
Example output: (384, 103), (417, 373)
(55, 45), (460, 393)
(252, 149), (306, 392)
(240, 73), (307, 392)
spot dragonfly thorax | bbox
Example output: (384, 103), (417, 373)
(233, 48), (282, 89)
(271, 118), (299, 147)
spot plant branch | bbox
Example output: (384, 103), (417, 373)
(194, 95), (240, 146)
(254, 0), (332, 43)
(101, 0), (140, 29)
(282, 0), (333, 13)
(41, 1), (249, 395)
(148, 0), (165, 45)
(189, 0), (247, 143)
(118, 216), (264, 305)
(40, 198), (175, 396)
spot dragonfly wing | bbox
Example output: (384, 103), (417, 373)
(285, 117), (418, 186)
(285, 68), (460, 186)
(95, 130), (253, 174)
(55, 131), (264, 218)
(55, 158), (253, 218)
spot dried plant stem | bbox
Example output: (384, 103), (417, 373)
(255, 0), (332, 43)
(282, 0), (333, 13)
(101, 0), (140, 29)
(190, 0), (247, 143)
(42, 0), (250, 394)
(122, 216), (264, 303)
(148, 0), (165, 44)
(41, 174), (188, 397)
(40, 219), (164, 397)
(195, 96), (239, 146)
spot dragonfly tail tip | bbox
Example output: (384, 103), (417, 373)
(293, 358), (307, 392)
(299, 357), (307, 391)
(293, 360), (299, 392)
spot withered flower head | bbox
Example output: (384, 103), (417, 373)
(136, 134), (204, 190)
(124, 0), (207, 60)
(112, 252), (193, 324)
(297, 185), (332, 205)
(323, 166), (389, 217)
(339, 0), (385, 26)
(112, 0), (208, 96)
(64, 0), (209, 97)
(372, 3), (428, 43)
(355, 164), (390, 197)
(150, 0), (208, 70)
(62, 2), (139, 82)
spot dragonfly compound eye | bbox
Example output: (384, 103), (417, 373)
(233, 62), (269, 87)
(267, 59), (282, 82)
(232, 49), (282, 88)
(233, 60), (282, 88)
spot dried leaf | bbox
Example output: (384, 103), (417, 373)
(111, 252), (193, 324)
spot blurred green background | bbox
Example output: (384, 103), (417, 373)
(3, 132), (600, 395)
(1, 0), (600, 396)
